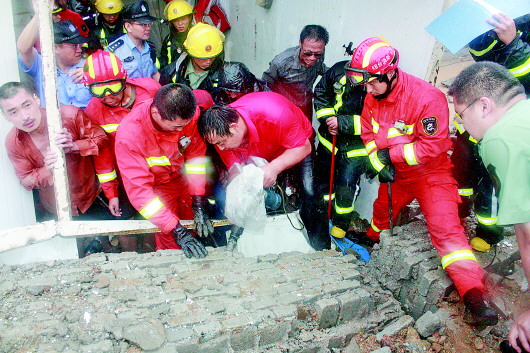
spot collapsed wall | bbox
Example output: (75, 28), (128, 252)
(0, 247), (404, 352)
(0, 220), (519, 352)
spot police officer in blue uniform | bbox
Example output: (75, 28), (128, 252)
(106, 0), (159, 81)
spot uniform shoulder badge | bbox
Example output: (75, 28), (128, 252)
(421, 117), (438, 136)
(107, 39), (124, 53)
(179, 136), (191, 154)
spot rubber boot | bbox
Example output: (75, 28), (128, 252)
(463, 287), (499, 326)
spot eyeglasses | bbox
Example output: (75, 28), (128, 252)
(133, 22), (153, 28)
(88, 80), (126, 98)
(454, 98), (479, 123)
(61, 43), (84, 50)
(344, 64), (382, 86)
(301, 50), (324, 58)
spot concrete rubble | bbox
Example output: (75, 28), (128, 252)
(0, 220), (521, 352)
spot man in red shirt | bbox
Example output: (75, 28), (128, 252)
(0, 81), (114, 256)
(115, 83), (214, 256)
(197, 91), (316, 249)
(347, 37), (498, 326)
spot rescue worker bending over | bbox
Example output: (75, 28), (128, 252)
(107, 0), (159, 81)
(83, 49), (161, 251)
(159, 0), (195, 70)
(198, 91), (315, 250)
(350, 37), (498, 326)
(90, 0), (126, 50)
(312, 56), (368, 250)
(115, 83), (214, 257)
(159, 23), (224, 88)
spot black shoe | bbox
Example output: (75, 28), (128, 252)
(84, 237), (103, 256)
(345, 231), (377, 248)
(463, 288), (499, 326)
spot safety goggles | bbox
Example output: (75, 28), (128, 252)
(88, 80), (126, 98)
(344, 64), (383, 86)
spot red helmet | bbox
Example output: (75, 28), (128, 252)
(83, 50), (127, 86)
(345, 37), (399, 86)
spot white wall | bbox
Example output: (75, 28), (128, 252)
(220, 0), (445, 81)
(0, 0), (78, 264)
(0, 0), (36, 231)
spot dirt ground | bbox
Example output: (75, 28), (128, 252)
(352, 265), (530, 353)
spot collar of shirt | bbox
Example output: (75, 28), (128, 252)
(230, 106), (260, 147)
(291, 46), (305, 70)
(185, 60), (209, 88)
(140, 100), (198, 141)
(377, 68), (403, 104)
(56, 58), (85, 75)
(124, 33), (149, 54)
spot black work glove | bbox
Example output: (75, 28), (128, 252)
(172, 223), (208, 258)
(378, 164), (395, 183)
(191, 195), (214, 238)
(368, 148), (395, 183)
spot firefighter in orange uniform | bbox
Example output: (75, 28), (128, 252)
(83, 49), (161, 251)
(349, 37), (498, 326)
(114, 83), (214, 257)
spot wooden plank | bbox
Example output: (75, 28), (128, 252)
(56, 219), (231, 237)
(37, 0), (72, 222)
(0, 219), (231, 252)
(0, 221), (57, 252)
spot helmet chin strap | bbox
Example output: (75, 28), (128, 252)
(373, 70), (399, 100)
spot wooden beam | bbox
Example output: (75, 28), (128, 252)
(37, 0), (72, 222)
(0, 221), (57, 253)
(0, 219), (231, 252)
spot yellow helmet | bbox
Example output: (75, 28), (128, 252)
(165, 0), (194, 22)
(95, 0), (123, 15)
(184, 23), (224, 59)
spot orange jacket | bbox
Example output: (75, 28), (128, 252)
(360, 69), (453, 178)
(115, 93), (213, 233)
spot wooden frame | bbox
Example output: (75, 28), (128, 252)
(0, 0), (161, 252)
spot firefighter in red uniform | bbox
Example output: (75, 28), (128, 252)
(84, 50), (160, 209)
(197, 91), (314, 249)
(83, 49), (161, 251)
(114, 83), (214, 257)
(348, 37), (498, 326)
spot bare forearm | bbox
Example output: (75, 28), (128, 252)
(269, 140), (311, 174)
(515, 222), (530, 283)
(17, 15), (39, 67)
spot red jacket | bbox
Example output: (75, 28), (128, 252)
(217, 91), (313, 168)
(360, 69), (453, 177)
(85, 77), (161, 199)
(115, 94), (213, 233)
(5, 106), (107, 215)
